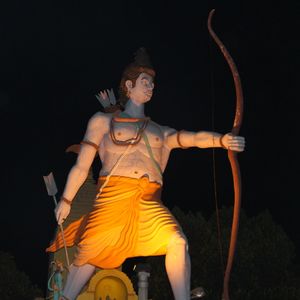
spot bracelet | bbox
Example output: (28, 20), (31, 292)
(61, 196), (72, 206)
(177, 130), (188, 149)
(219, 135), (227, 149)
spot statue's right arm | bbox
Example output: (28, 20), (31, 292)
(55, 112), (109, 225)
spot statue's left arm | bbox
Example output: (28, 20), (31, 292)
(165, 130), (245, 152)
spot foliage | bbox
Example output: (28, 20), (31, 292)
(0, 251), (43, 300)
(146, 206), (300, 300)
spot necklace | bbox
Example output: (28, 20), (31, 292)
(110, 112), (150, 146)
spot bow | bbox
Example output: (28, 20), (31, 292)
(207, 9), (244, 300)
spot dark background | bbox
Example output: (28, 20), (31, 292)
(0, 0), (299, 293)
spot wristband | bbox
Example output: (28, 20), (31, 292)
(61, 196), (72, 206)
(219, 135), (227, 149)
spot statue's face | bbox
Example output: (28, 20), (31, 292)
(56, 261), (63, 270)
(126, 72), (154, 104)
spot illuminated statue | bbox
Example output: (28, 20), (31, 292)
(46, 48), (245, 300)
(47, 260), (65, 300)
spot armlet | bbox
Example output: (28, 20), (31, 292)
(80, 140), (99, 151)
(176, 130), (188, 149)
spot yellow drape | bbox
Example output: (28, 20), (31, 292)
(46, 176), (181, 269)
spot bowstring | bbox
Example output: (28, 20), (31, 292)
(208, 31), (225, 279)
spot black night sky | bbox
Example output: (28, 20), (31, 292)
(0, 0), (299, 293)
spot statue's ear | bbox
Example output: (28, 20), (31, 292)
(125, 80), (133, 90)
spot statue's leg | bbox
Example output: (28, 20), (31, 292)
(62, 263), (95, 300)
(165, 232), (191, 300)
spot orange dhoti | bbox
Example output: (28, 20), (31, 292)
(46, 176), (182, 269)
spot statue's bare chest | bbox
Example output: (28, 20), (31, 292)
(107, 120), (164, 148)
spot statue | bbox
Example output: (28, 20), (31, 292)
(47, 260), (66, 300)
(46, 47), (245, 300)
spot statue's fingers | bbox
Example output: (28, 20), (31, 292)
(229, 146), (239, 152)
(235, 145), (244, 152)
(58, 215), (64, 225)
(229, 142), (244, 149)
(230, 137), (244, 145)
(56, 211), (61, 223)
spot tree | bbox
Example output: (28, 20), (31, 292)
(0, 251), (43, 300)
(146, 206), (300, 300)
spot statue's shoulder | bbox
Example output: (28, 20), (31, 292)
(87, 111), (113, 131)
(149, 120), (177, 138)
(90, 111), (112, 121)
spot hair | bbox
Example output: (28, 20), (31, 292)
(119, 47), (156, 106)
